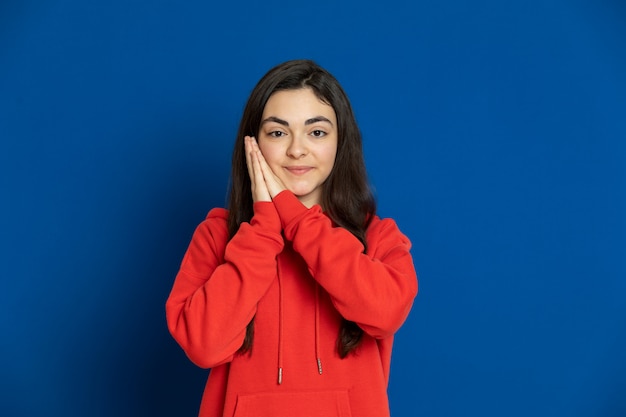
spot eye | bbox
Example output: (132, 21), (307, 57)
(268, 131), (286, 138)
(310, 130), (326, 138)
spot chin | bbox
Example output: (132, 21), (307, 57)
(289, 188), (322, 207)
(291, 187), (318, 198)
(285, 183), (313, 195)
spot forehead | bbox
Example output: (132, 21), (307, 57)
(262, 88), (336, 122)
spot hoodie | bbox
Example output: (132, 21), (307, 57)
(166, 190), (418, 417)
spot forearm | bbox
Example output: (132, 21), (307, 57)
(166, 203), (283, 367)
(273, 191), (418, 338)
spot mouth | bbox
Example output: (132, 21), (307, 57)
(284, 166), (313, 175)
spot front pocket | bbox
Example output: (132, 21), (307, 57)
(233, 389), (353, 417)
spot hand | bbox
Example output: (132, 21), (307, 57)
(245, 136), (272, 203)
(244, 136), (287, 202)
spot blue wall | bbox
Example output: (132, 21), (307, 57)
(1, 1), (625, 416)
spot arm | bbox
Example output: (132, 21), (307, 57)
(273, 191), (418, 339)
(248, 136), (417, 337)
(165, 203), (283, 368)
(166, 136), (285, 368)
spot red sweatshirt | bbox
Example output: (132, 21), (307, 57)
(166, 191), (417, 417)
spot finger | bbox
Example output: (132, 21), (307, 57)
(249, 138), (272, 178)
(252, 149), (271, 202)
(256, 149), (286, 199)
(244, 136), (254, 181)
(249, 137), (269, 186)
(251, 148), (264, 183)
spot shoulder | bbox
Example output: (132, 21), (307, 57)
(365, 215), (412, 255)
(205, 207), (228, 222)
(191, 207), (229, 249)
(366, 215), (408, 241)
(179, 208), (230, 275)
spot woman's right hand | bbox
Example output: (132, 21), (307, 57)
(245, 136), (272, 203)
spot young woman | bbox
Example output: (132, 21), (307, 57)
(166, 59), (418, 417)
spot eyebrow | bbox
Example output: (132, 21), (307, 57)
(261, 116), (334, 127)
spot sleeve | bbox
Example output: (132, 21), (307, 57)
(165, 203), (284, 368)
(272, 191), (418, 339)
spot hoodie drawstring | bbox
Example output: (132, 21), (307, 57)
(276, 257), (323, 385)
(277, 261), (284, 385)
(315, 283), (323, 375)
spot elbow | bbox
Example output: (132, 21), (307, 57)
(360, 278), (418, 339)
(167, 321), (236, 369)
(165, 303), (235, 369)
(361, 301), (415, 339)
(183, 344), (234, 370)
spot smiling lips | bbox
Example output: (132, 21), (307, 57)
(285, 166), (313, 175)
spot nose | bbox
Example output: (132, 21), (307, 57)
(286, 133), (308, 158)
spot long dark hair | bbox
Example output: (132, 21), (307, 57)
(227, 59), (376, 358)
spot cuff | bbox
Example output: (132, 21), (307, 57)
(272, 190), (312, 231)
(250, 201), (281, 234)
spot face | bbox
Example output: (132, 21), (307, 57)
(257, 88), (338, 208)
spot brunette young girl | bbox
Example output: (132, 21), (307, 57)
(166, 59), (418, 417)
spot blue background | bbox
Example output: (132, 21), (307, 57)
(1, 0), (625, 416)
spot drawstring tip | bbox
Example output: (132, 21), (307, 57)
(278, 367), (283, 385)
(317, 358), (323, 375)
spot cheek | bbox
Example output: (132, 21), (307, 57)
(322, 145), (338, 168)
(258, 142), (282, 166)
